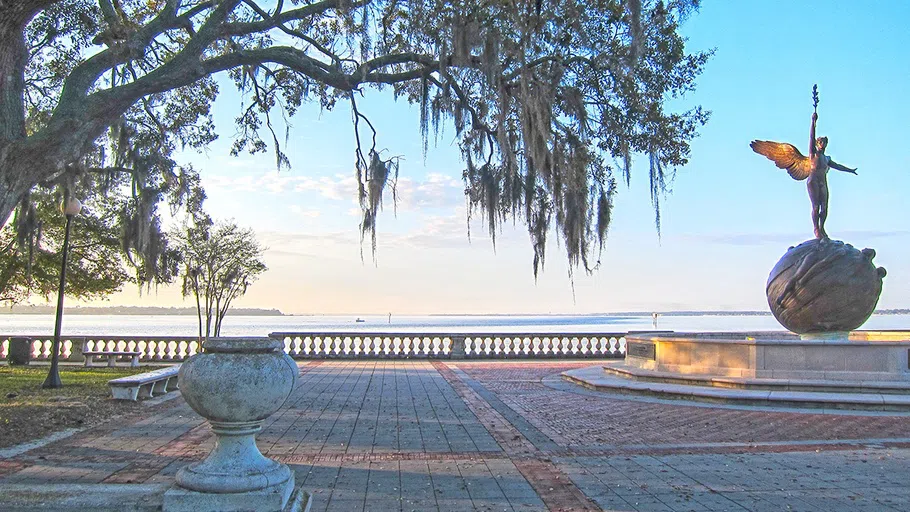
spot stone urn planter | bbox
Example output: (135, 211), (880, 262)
(163, 337), (308, 512)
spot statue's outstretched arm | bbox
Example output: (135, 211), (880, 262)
(809, 112), (818, 156)
(828, 159), (857, 174)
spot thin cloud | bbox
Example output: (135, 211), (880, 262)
(394, 173), (464, 211)
(289, 205), (322, 219)
(293, 174), (358, 201)
(206, 170), (465, 213)
(679, 230), (910, 246)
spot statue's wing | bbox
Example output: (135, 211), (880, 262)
(750, 140), (812, 181)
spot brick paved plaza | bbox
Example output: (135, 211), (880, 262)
(2, 360), (910, 511)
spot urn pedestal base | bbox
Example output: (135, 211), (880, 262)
(163, 474), (311, 512)
(174, 420), (290, 493)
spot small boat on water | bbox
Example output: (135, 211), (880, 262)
(355, 318), (365, 323)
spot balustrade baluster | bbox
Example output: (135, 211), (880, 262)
(286, 337), (296, 356)
(542, 337), (553, 356)
(340, 336), (347, 355)
(403, 337), (412, 357)
(317, 337), (327, 356)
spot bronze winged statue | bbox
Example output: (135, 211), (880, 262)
(750, 87), (857, 240)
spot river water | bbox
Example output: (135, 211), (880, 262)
(1, 313), (909, 337)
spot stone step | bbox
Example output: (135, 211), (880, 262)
(563, 366), (910, 412)
(0, 483), (167, 511)
(602, 363), (910, 395)
(0, 483), (311, 512)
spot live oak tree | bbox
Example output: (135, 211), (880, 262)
(1, 0), (709, 278)
(176, 221), (267, 340)
(0, 188), (132, 303)
(2, 0), (211, 300)
(0, 137), (201, 303)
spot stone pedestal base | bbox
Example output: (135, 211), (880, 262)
(799, 331), (849, 341)
(623, 331), (910, 381)
(163, 474), (311, 512)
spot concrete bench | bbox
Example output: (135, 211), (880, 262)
(109, 366), (180, 401)
(84, 350), (141, 367)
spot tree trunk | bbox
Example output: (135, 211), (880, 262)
(204, 308), (212, 341)
(194, 278), (204, 343)
(0, 3), (33, 226)
(213, 297), (221, 337)
(0, 4), (32, 144)
(0, 1), (131, 226)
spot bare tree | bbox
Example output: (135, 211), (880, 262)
(176, 221), (267, 340)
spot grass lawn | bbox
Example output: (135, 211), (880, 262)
(0, 365), (170, 449)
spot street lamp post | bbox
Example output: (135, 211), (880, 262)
(42, 197), (82, 389)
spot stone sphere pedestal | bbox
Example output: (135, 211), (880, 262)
(163, 337), (309, 512)
(766, 239), (886, 335)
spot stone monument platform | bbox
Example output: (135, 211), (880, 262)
(564, 331), (910, 410)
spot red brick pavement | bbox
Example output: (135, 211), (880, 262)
(3, 359), (909, 497)
(0, 460), (26, 478)
(99, 360), (328, 484)
(433, 361), (601, 511)
(102, 422), (213, 484)
(455, 361), (910, 450)
(275, 451), (504, 464)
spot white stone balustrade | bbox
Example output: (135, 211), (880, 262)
(0, 336), (202, 363)
(269, 332), (628, 358)
(1, 332), (630, 361)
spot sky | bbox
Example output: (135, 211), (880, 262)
(83, 1), (910, 315)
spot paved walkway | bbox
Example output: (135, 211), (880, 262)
(2, 360), (910, 511)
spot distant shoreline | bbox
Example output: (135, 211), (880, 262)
(0, 306), (286, 316)
(428, 310), (910, 317)
(1, 308), (907, 317)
